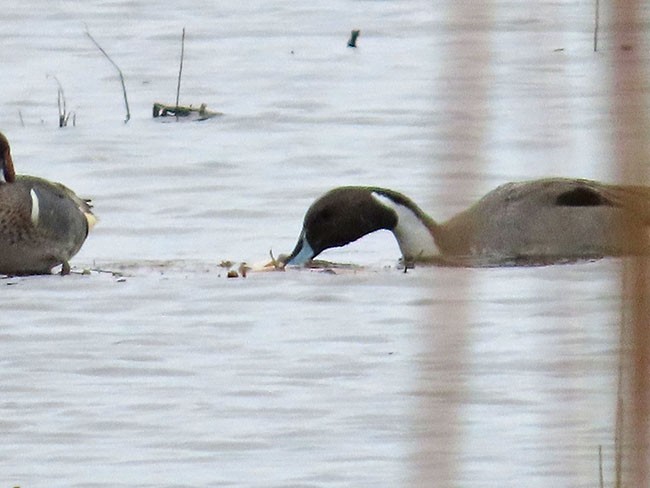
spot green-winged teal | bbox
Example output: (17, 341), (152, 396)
(0, 132), (96, 275)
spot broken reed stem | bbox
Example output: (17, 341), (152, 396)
(57, 90), (64, 124)
(175, 27), (186, 115)
(615, 352), (624, 488)
(598, 445), (604, 488)
(85, 29), (131, 123)
(53, 79), (66, 123)
(594, 0), (600, 52)
(347, 29), (360, 48)
(47, 74), (70, 127)
(57, 88), (67, 127)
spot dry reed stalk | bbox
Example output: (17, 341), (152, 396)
(594, 0), (600, 52)
(598, 445), (605, 488)
(175, 27), (186, 116)
(47, 75), (74, 127)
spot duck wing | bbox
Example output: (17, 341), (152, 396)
(554, 179), (650, 223)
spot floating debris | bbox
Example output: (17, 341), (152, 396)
(153, 28), (223, 122)
(152, 102), (222, 121)
(267, 249), (286, 271)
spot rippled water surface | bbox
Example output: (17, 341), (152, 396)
(1, 1), (649, 487)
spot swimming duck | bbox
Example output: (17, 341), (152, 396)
(283, 179), (650, 267)
(0, 132), (96, 275)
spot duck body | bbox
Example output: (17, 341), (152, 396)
(284, 178), (650, 267)
(0, 133), (95, 275)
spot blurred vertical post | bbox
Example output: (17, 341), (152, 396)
(413, 2), (492, 486)
(611, 0), (650, 485)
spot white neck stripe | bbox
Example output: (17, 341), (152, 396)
(30, 188), (40, 226)
(371, 192), (439, 259)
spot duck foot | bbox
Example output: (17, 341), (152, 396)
(60, 261), (71, 276)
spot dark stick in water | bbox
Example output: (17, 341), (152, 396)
(348, 29), (360, 48)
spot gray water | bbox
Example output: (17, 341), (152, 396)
(1, 1), (648, 486)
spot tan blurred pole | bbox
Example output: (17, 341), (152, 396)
(611, 0), (650, 486)
(413, 2), (492, 486)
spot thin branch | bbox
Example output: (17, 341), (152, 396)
(85, 29), (131, 123)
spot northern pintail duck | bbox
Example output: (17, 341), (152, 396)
(0, 132), (96, 275)
(283, 179), (650, 267)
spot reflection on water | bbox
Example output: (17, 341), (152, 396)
(1, 0), (649, 487)
(0, 259), (622, 487)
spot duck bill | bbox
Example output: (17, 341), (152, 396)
(284, 230), (316, 266)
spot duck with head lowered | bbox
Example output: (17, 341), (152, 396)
(282, 179), (650, 267)
(0, 132), (96, 275)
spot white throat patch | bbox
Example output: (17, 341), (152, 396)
(30, 188), (40, 226)
(371, 192), (439, 259)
